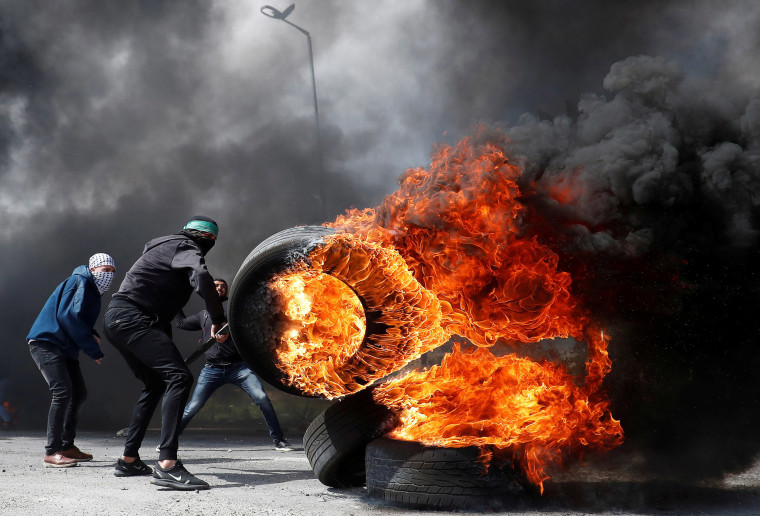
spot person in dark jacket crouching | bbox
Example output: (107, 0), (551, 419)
(175, 278), (294, 451)
(104, 216), (226, 491)
(28, 253), (116, 468)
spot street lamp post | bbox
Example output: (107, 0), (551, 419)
(261, 4), (326, 218)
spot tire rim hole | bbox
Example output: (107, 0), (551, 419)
(268, 271), (366, 382)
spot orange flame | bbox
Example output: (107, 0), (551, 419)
(373, 343), (623, 491)
(269, 133), (623, 489)
(270, 236), (449, 398)
(374, 325), (619, 492)
(329, 139), (585, 348)
(271, 271), (367, 396)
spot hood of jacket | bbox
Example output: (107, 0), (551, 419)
(72, 264), (95, 284)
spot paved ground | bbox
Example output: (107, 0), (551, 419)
(2, 430), (760, 515)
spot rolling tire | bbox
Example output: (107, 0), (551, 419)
(365, 437), (536, 509)
(229, 225), (443, 398)
(304, 388), (397, 488)
(229, 226), (338, 397)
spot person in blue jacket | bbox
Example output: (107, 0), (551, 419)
(27, 253), (116, 468)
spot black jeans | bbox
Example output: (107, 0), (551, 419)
(29, 341), (87, 456)
(103, 303), (193, 461)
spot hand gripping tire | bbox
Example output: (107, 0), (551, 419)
(365, 437), (536, 510)
(303, 388), (398, 488)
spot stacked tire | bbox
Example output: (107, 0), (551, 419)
(301, 388), (537, 509)
(230, 226), (537, 508)
(365, 437), (536, 509)
(303, 388), (396, 488)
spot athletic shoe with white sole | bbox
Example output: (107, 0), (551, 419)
(274, 439), (295, 451)
(151, 459), (209, 491)
(114, 457), (153, 477)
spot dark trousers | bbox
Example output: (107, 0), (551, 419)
(29, 341), (87, 456)
(103, 303), (193, 461)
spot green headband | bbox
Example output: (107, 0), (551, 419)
(184, 220), (219, 236)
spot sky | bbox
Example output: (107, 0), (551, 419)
(2, 0), (760, 483)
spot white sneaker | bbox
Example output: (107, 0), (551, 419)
(274, 439), (295, 451)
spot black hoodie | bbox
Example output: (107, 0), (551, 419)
(111, 234), (225, 327)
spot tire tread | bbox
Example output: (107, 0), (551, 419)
(365, 437), (532, 509)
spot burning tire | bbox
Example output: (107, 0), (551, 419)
(229, 225), (446, 398)
(365, 437), (535, 510)
(303, 388), (397, 488)
(229, 225), (338, 396)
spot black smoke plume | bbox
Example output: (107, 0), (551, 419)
(500, 55), (760, 481)
(1, 1), (759, 486)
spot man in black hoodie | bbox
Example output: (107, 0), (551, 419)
(104, 216), (226, 491)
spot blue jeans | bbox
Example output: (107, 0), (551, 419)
(180, 363), (284, 442)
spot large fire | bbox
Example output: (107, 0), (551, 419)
(373, 335), (621, 491)
(266, 134), (623, 491)
(270, 237), (448, 398)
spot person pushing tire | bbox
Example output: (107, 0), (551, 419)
(104, 216), (227, 491)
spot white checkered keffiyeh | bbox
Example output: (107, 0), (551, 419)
(88, 253), (115, 269)
(88, 253), (115, 294)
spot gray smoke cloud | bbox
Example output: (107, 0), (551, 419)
(2, 0), (759, 486)
(508, 54), (760, 256)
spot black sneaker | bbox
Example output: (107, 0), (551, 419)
(151, 459), (209, 491)
(114, 458), (153, 477)
(274, 439), (295, 451)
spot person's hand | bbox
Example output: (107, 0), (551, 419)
(95, 358), (103, 365)
(93, 335), (101, 346)
(211, 323), (229, 343)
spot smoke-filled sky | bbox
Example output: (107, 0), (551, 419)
(3, 0), (760, 481)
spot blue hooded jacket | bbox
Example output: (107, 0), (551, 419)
(26, 265), (105, 361)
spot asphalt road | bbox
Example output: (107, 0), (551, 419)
(2, 430), (760, 515)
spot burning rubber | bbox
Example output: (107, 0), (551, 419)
(229, 225), (448, 399)
(229, 133), (626, 502)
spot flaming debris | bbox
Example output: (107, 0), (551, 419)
(331, 138), (587, 348)
(266, 135), (622, 490)
(373, 343), (622, 491)
(271, 271), (367, 396)
(264, 55), (760, 489)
